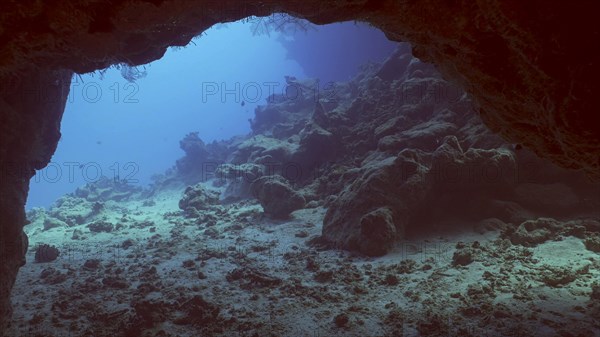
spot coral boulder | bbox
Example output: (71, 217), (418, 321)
(252, 175), (305, 219)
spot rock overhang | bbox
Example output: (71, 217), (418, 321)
(1, 0), (597, 177)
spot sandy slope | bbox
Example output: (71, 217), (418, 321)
(6, 181), (599, 337)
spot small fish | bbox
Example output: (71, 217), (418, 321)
(96, 140), (102, 145)
(241, 100), (245, 107)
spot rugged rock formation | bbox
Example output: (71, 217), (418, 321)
(0, 68), (71, 333)
(251, 175), (306, 219)
(230, 135), (297, 167)
(2, 0), (600, 332)
(74, 176), (142, 202)
(178, 184), (221, 217)
(322, 151), (429, 256)
(189, 46), (598, 257)
(48, 196), (97, 227)
(214, 163), (264, 202)
(175, 132), (230, 181)
(322, 135), (519, 256)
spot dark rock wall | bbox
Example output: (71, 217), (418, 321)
(1, 1), (598, 175)
(0, 69), (72, 334)
(1, 0), (599, 332)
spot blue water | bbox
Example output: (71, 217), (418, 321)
(26, 18), (397, 209)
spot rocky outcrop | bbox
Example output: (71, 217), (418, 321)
(250, 78), (317, 137)
(251, 175), (305, 219)
(175, 132), (230, 181)
(292, 120), (339, 172)
(74, 176), (142, 202)
(230, 135), (297, 166)
(322, 150), (430, 256)
(179, 184), (220, 217)
(0, 68), (71, 333)
(214, 163), (264, 202)
(176, 131), (210, 175)
(502, 217), (600, 251)
(48, 196), (96, 227)
(322, 136), (519, 256)
(358, 207), (398, 257)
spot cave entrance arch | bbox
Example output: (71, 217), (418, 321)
(1, 1), (599, 334)
(7, 13), (401, 335)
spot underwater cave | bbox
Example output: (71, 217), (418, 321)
(1, 1), (599, 336)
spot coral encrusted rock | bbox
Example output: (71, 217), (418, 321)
(179, 184), (221, 217)
(251, 175), (306, 219)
